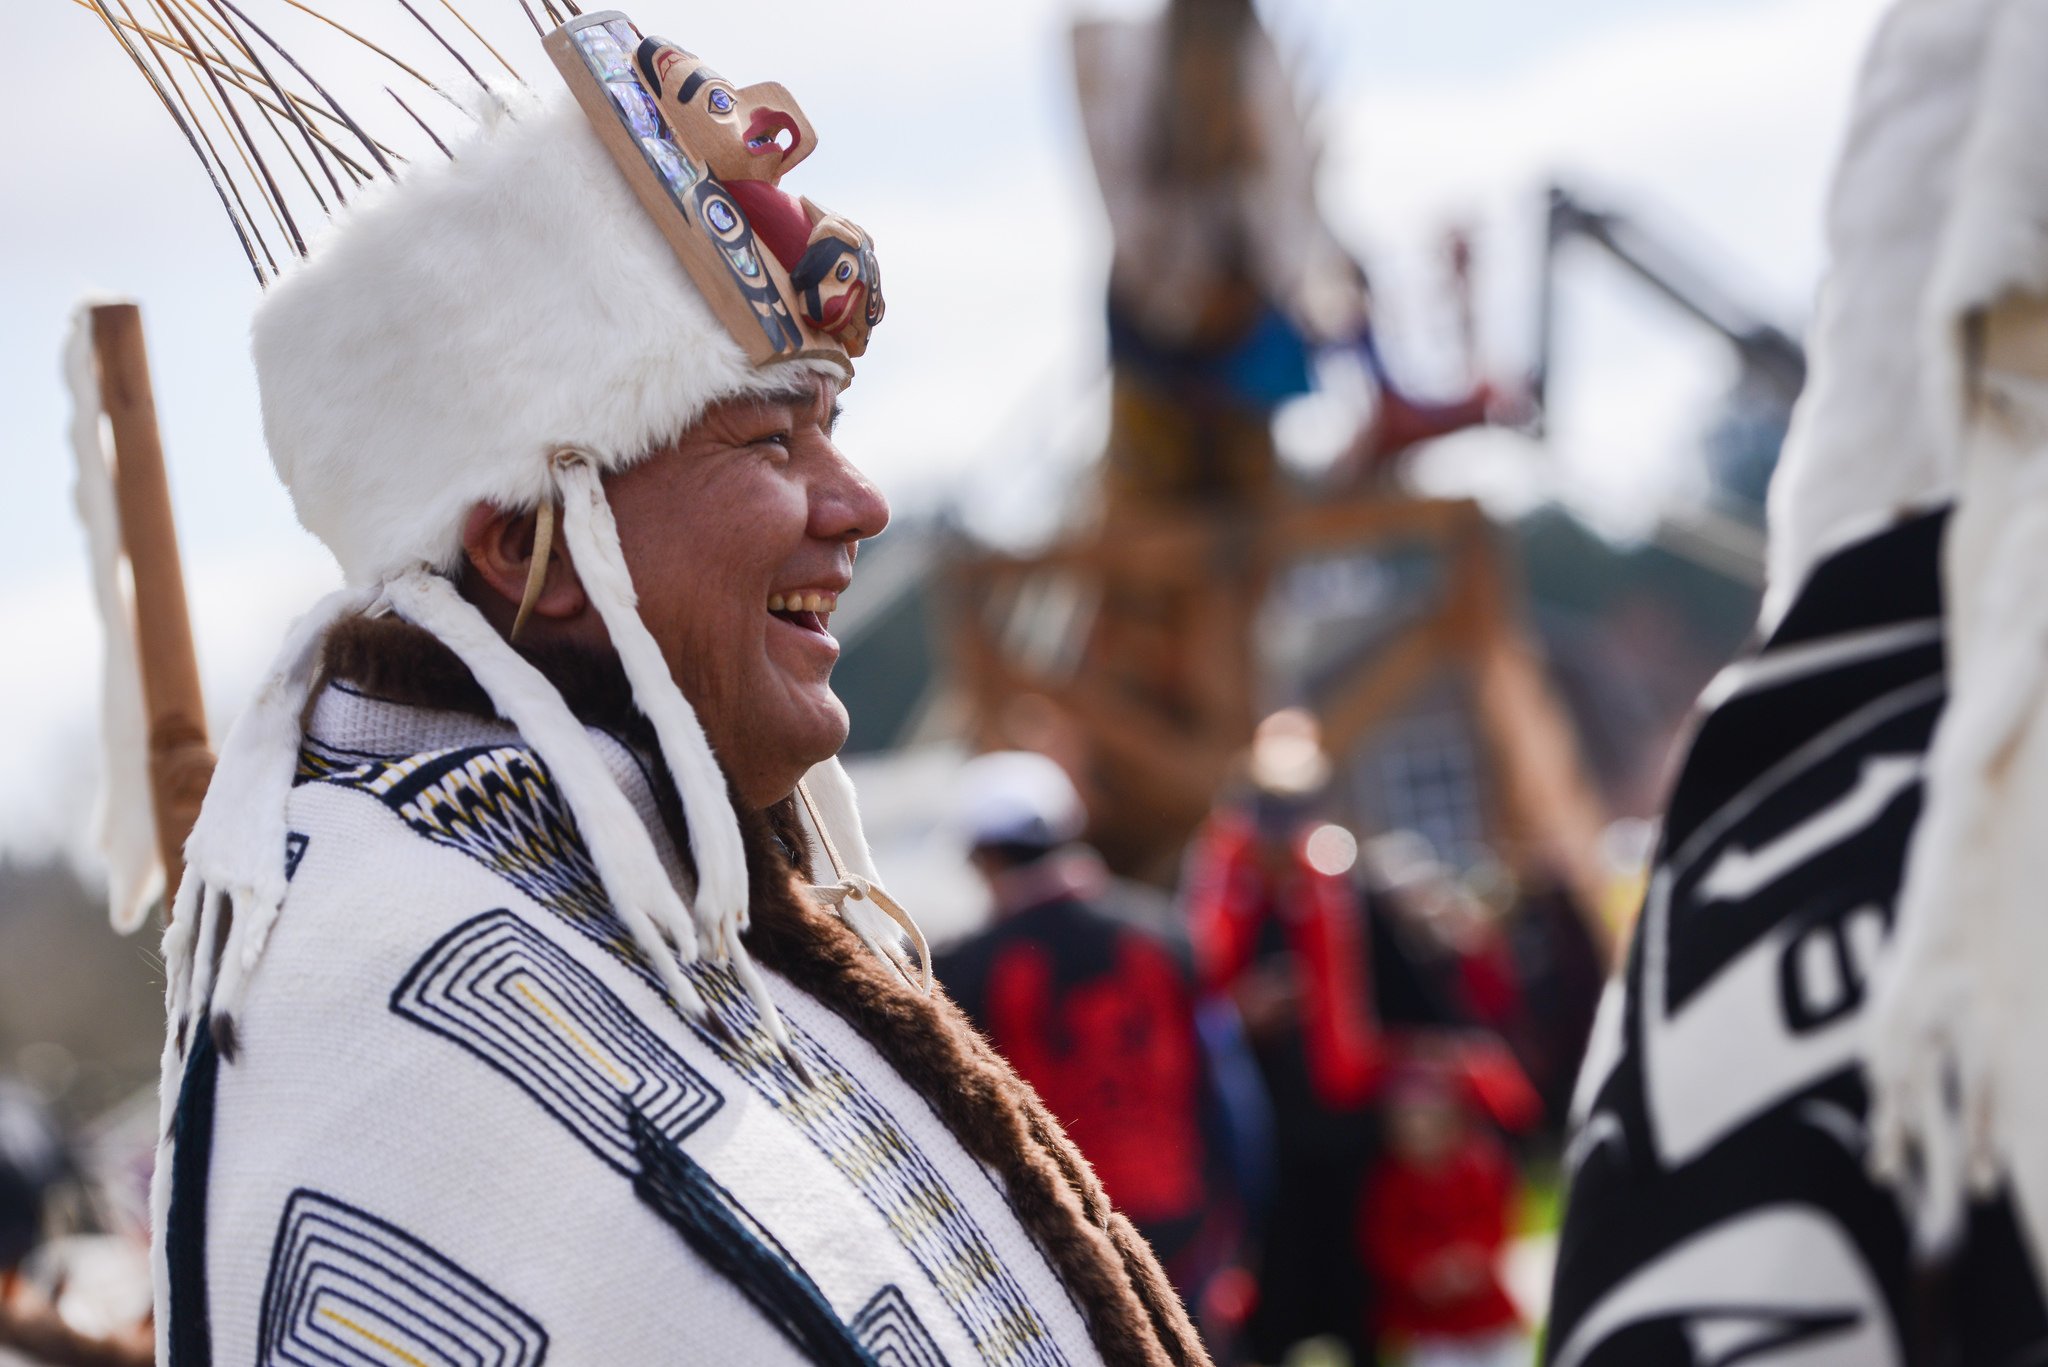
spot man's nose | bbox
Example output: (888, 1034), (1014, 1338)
(813, 444), (890, 544)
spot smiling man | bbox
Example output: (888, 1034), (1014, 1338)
(458, 377), (880, 812)
(131, 11), (1207, 1367)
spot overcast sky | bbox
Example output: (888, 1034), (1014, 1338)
(2, 0), (1887, 866)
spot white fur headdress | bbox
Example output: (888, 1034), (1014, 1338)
(253, 87), (796, 587)
(81, 3), (921, 1060)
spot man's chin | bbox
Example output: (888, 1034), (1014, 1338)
(785, 686), (851, 769)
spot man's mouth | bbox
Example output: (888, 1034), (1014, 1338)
(768, 588), (838, 636)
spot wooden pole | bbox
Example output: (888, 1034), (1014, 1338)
(1455, 524), (1617, 963)
(90, 303), (213, 906)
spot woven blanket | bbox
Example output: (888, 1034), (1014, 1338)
(152, 679), (1111, 1366)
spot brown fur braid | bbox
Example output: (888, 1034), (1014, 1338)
(742, 805), (1210, 1367)
(322, 615), (1211, 1366)
(1108, 1212), (1205, 1362)
(755, 807), (1212, 1366)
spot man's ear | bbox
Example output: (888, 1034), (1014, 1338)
(460, 501), (588, 624)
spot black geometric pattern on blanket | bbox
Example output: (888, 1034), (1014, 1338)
(663, 970), (1064, 1366)
(391, 910), (725, 1173)
(284, 831), (309, 881)
(165, 1015), (222, 1367)
(315, 734), (1070, 1367)
(854, 1284), (951, 1367)
(256, 1187), (549, 1366)
(299, 739), (625, 947)
(628, 1107), (881, 1367)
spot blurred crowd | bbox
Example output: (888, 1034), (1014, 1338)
(0, 1079), (152, 1366)
(936, 711), (1610, 1367)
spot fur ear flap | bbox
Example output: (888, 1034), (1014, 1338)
(551, 456), (814, 1066)
(553, 455), (751, 937)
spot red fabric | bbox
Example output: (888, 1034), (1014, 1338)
(1358, 1135), (1522, 1339)
(1184, 813), (1267, 999)
(984, 936), (1205, 1222)
(1183, 812), (1384, 1108)
(1455, 930), (1525, 1034)
(1452, 1035), (1543, 1135)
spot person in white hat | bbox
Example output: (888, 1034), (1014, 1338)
(81, 8), (1208, 1365)
(937, 752), (1255, 1354)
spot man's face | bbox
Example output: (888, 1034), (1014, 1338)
(601, 373), (887, 808)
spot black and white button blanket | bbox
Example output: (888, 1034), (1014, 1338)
(1546, 508), (2048, 1366)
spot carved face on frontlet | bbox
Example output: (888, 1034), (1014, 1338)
(548, 11), (885, 373)
(790, 210), (885, 357)
(637, 38), (816, 185)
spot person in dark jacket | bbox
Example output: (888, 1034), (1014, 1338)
(936, 751), (1256, 1349)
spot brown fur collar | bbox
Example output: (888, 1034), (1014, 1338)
(317, 613), (1210, 1366)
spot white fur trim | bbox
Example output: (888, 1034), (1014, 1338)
(66, 302), (160, 934)
(1867, 0), (2048, 1270)
(382, 569), (711, 1021)
(161, 872), (202, 1035)
(1922, 0), (2048, 433)
(796, 758), (929, 991)
(146, 1018), (178, 1367)
(171, 583), (374, 1032)
(730, 928), (799, 1060)
(553, 455), (750, 937)
(186, 885), (228, 1030)
(1761, 0), (2004, 624)
(252, 89), (836, 587)
(799, 756), (883, 884)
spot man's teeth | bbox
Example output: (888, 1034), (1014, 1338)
(768, 591), (838, 612)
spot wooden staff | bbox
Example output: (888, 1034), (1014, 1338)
(90, 302), (214, 910)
